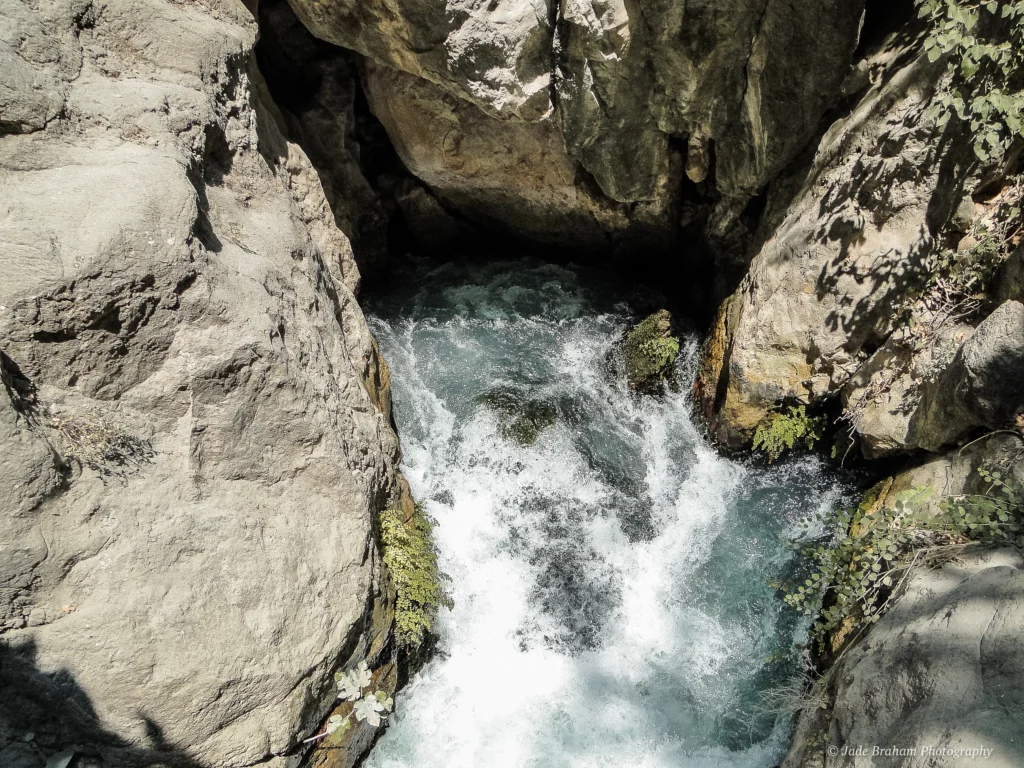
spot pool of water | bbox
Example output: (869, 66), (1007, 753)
(362, 259), (852, 768)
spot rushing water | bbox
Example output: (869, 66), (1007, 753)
(363, 259), (852, 768)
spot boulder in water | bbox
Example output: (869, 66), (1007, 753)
(622, 310), (680, 393)
(478, 387), (558, 446)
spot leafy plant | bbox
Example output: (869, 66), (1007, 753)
(336, 661), (373, 702)
(918, 0), (1024, 162)
(379, 505), (453, 647)
(776, 486), (931, 650)
(932, 466), (1024, 545)
(640, 336), (681, 373)
(779, 467), (1024, 652)
(353, 692), (394, 728)
(752, 406), (827, 463)
(305, 661), (395, 744)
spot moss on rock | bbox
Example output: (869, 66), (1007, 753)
(623, 310), (680, 392)
(379, 505), (452, 647)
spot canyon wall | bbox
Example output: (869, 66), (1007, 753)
(283, 0), (867, 252)
(3, 0), (1023, 766)
(0, 0), (404, 765)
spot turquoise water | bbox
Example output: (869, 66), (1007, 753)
(363, 260), (851, 768)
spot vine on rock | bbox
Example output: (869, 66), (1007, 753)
(919, 0), (1024, 162)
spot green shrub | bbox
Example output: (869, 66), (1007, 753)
(623, 310), (680, 391)
(752, 406), (826, 463)
(379, 505), (452, 647)
(932, 466), (1024, 545)
(918, 0), (1024, 163)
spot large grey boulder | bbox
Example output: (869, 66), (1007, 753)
(696, 31), (977, 447)
(0, 0), (404, 765)
(785, 548), (1024, 768)
(783, 435), (1024, 767)
(838, 299), (1024, 458)
(910, 300), (1024, 450)
(284, 0), (865, 246)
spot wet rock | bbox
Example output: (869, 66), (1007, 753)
(479, 386), (558, 446)
(622, 310), (679, 393)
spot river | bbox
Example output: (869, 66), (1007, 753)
(363, 258), (852, 768)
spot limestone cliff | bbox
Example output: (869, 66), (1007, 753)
(696, 23), (1024, 459)
(0, 0), (405, 765)
(283, 0), (866, 251)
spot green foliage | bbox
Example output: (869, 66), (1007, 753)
(779, 468), (1024, 651)
(623, 310), (680, 391)
(933, 466), (1024, 545)
(379, 505), (453, 647)
(922, 231), (1003, 299)
(640, 335), (681, 372)
(752, 406), (826, 463)
(776, 486), (932, 650)
(918, 0), (1024, 162)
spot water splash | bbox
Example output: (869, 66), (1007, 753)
(364, 260), (850, 768)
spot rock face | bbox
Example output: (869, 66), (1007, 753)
(0, 0), (404, 766)
(783, 434), (1024, 768)
(785, 547), (1024, 768)
(696, 28), (987, 450)
(285, 0), (866, 247)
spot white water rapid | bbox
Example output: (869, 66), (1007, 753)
(363, 260), (851, 768)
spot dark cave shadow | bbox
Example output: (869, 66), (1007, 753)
(0, 639), (207, 768)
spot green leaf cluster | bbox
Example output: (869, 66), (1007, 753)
(776, 486), (931, 650)
(933, 467), (1024, 545)
(752, 406), (826, 463)
(921, 231), (1004, 299)
(379, 505), (453, 647)
(779, 468), (1023, 652)
(918, 0), (1024, 162)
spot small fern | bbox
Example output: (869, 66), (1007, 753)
(752, 406), (826, 463)
(379, 505), (453, 647)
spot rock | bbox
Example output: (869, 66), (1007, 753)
(784, 547), (1024, 768)
(0, 0), (403, 765)
(698, 35), (975, 447)
(361, 58), (663, 250)
(783, 435), (1024, 767)
(478, 386), (558, 446)
(840, 320), (971, 459)
(286, 0), (865, 247)
(621, 310), (679, 393)
(393, 179), (471, 247)
(997, 241), (1024, 304)
(912, 300), (1024, 451)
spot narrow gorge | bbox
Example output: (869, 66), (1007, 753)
(1, 0), (1022, 767)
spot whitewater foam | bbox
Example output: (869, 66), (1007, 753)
(363, 261), (850, 768)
